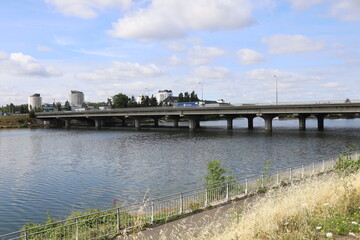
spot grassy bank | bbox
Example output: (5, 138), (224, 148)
(0, 115), (40, 128)
(173, 172), (360, 239)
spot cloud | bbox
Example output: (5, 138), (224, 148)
(108, 0), (255, 40)
(45, 0), (132, 19)
(191, 66), (231, 79)
(37, 45), (52, 52)
(288, 0), (326, 10)
(77, 61), (164, 81)
(54, 36), (74, 46)
(329, 0), (360, 21)
(168, 55), (183, 66)
(262, 34), (326, 54)
(188, 45), (227, 65)
(237, 48), (265, 65)
(289, 0), (360, 21)
(0, 52), (61, 77)
(164, 42), (187, 52)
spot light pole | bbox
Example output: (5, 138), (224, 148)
(274, 75), (278, 105)
(198, 82), (203, 102)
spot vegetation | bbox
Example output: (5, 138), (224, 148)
(178, 91), (199, 102)
(205, 160), (233, 188)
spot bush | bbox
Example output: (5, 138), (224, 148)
(334, 152), (360, 176)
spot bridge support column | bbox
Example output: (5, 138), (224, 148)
(244, 114), (256, 129)
(94, 119), (102, 129)
(169, 116), (180, 128)
(261, 114), (277, 131)
(186, 116), (200, 130)
(64, 119), (71, 129)
(152, 117), (160, 127)
(315, 114), (327, 130)
(224, 115), (238, 130)
(133, 118), (142, 129)
(298, 114), (310, 130)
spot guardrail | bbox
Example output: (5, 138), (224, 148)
(1, 151), (359, 240)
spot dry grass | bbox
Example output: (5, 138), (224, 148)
(129, 171), (360, 240)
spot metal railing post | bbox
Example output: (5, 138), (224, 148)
(276, 171), (279, 186)
(75, 219), (79, 240)
(226, 182), (229, 201)
(322, 159), (325, 172)
(151, 201), (154, 224)
(301, 164), (304, 178)
(25, 230), (28, 240)
(205, 189), (208, 207)
(312, 162), (315, 175)
(261, 174), (264, 188)
(245, 178), (248, 195)
(289, 168), (292, 181)
(179, 193), (183, 214)
(117, 208), (121, 232)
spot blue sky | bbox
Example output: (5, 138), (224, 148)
(1, 0), (359, 106)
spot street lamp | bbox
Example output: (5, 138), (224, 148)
(198, 82), (203, 102)
(274, 75), (278, 105)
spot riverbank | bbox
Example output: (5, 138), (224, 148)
(132, 171), (360, 239)
(0, 115), (41, 128)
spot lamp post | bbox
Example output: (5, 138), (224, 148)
(198, 82), (203, 102)
(274, 75), (278, 105)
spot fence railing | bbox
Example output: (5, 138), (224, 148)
(1, 151), (359, 240)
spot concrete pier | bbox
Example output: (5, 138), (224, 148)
(94, 119), (101, 129)
(298, 114), (310, 130)
(244, 114), (256, 129)
(261, 114), (278, 131)
(133, 118), (142, 129)
(315, 114), (327, 130)
(64, 119), (71, 129)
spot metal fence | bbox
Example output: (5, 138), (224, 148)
(1, 152), (359, 240)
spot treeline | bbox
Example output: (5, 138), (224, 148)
(0, 104), (29, 114)
(178, 91), (199, 102)
(109, 93), (158, 108)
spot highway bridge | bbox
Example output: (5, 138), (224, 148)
(35, 102), (360, 131)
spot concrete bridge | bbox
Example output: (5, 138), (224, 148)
(35, 102), (360, 131)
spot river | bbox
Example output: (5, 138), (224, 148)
(0, 118), (359, 233)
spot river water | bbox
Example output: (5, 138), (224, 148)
(0, 118), (359, 233)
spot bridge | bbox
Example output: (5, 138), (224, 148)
(35, 102), (360, 131)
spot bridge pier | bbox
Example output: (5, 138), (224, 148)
(169, 116), (180, 127)
(224, 115), (238, 130)
(64, 119), (71, 129)
(244, 114), (256, 129)
(133, 118), (142, 129)
(298, 114), (310, 130)
(261, 114), (278, 131)
(186, 116), (200, 130)
(315, 114), (327, 130)
(94, 119), (102, 129)
(152, 117), (160, 127)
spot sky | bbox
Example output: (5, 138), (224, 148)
(0, 0), (359, 106)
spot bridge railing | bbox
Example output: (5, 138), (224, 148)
(1, 151), (359, 240)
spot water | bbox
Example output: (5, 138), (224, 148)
(0, 118), (359, 233)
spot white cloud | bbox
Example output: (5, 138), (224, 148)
(188, 45), (227, 65)
(191, 66), (231, 79)
(0, 52), (61, 77)
(262, 34), (326, 54)
(37, 45), (52, 52)
(289, 0), (360, 21)
(54, 36), (74, 46)
(237, 48), (265, 65)
(77, 61), (164, 81)
(108, 0), (255, 40)
(288, 0), (326, 10)
(45, 0), (132, 19)
(164, 42), (187, 52)
(168, 55), (183, 66)
(329, 0), (360, 21)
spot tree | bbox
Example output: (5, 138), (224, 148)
(205, 160), (233, 188)
(112, 93), (129, 108)
(178, 93), (184, 102)
(128, 96), (138, 108)
(149, 95), (158, 106)
(64, 101), (71, 111)
(190, 91), (199, 102)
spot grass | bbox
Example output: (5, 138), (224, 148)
(159, 171), (360, 239)
(0, 114), (36, 128)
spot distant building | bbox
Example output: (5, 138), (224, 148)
(156, 90), (172, 104)
(136, 95), (148, 104)
(28, 93), (42, 111)
(69, 90), (84, 108)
